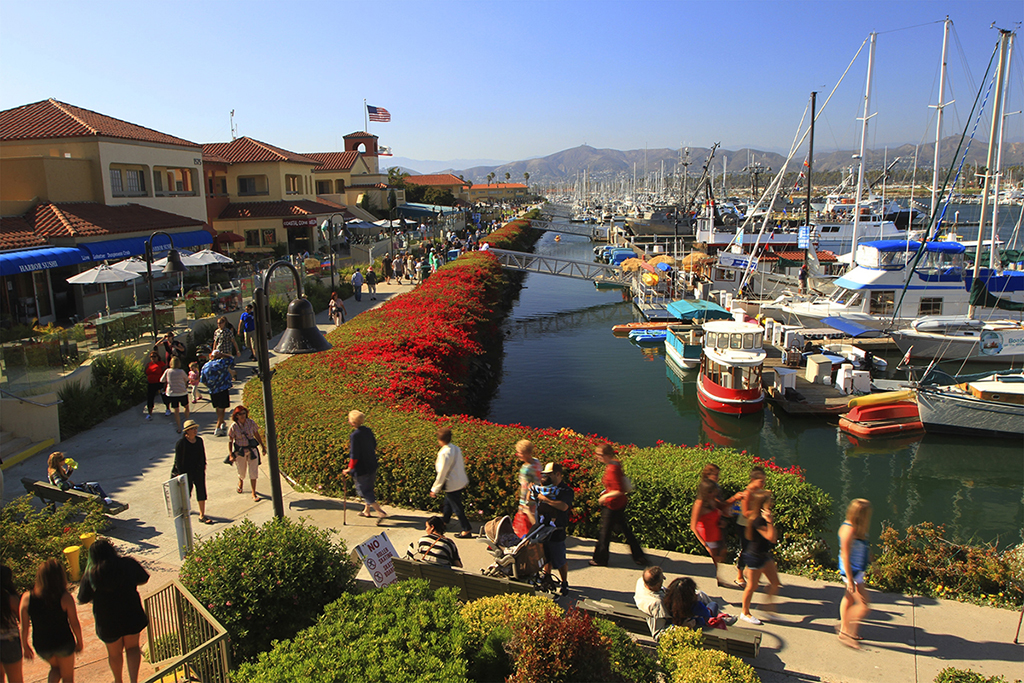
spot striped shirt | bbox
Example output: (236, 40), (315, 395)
(406, 534), (460, 567)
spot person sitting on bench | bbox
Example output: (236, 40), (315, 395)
(406, 517), (462, 568)
(663, 577), (735, 629)
(47, 452), (112, 505)
(633, 566), (669, 638)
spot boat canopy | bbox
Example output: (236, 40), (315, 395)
(667, 299), (733, 321)
(861, 240), (965, 254)
(821, 316), (887, 338)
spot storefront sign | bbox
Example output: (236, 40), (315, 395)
(283, 217), (317, 228)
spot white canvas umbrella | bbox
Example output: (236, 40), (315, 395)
(66, 264), (141, 315)
(110, 257), (149, 304)
(190, 249), (235, 289)
(152, 250), (201, 296)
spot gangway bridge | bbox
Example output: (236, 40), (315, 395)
(529, 219), (610, 240)
(488, 248), (633, 288)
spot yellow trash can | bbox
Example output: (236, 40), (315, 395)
(63, 546), (81, 582)
(79, 532), (97, 550)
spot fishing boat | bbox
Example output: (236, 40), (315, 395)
(916, 373), (1024, 439)
(664, 324), (703, 369)
(891, 316), (1024, 363)
(696, 320), (766, 416)
(839, 400), (923, 438)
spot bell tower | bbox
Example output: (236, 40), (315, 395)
(343, 131), (378, 157)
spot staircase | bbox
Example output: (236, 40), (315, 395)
(0, 429), (54, 470)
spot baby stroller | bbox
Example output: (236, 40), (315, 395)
(481, 515), (555, 585)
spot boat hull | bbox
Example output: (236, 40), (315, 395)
(839, 401), (923, 438)
(916, 387), (1024, 438)
(891, 330), (1024, 364)
(697, 375), (764, 416)
(665, 341), (701, 369)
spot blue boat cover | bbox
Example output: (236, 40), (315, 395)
(821, 316), (886, 338)
(666, 299), (733, 321)
(863, 240), (964, 254)
(0, 246), (91, 276)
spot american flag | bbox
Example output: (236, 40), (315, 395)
(367, 105), (391, 122)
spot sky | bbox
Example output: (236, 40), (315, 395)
(1, 0), (1022, 164)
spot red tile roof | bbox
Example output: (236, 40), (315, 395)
(348, 183), (388, 190)
(305, 151), (359, 172)
(202, 137), (318, 165)
(314, 197), (347, 210)
(762, 250), (838, 262)
(343, 131), (377, 139)
(469, 183), (527, 190)
(0, 216), (47, 250)
(29, 203), (207, 239)
(405, 174), (468, 187)
(0, 99), (199, 148)
(217, 200), (343, 220)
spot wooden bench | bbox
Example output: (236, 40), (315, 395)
(21, 478), (129, 515)
(577, 597), (761, 658)
(391, 556), (537, 601)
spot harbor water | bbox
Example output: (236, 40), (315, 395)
(487, 233), (1024, 549)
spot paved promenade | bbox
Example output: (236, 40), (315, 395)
(5, 276), (1022, 683)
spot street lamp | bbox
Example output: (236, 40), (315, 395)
(254, 261), (332, 518)
(146, 231), (187, 340)
(325, 213), (346, 292)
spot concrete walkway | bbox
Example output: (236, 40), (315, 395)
(5, 277), (1022, 683)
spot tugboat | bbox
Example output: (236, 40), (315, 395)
(696, 320), (766, 416)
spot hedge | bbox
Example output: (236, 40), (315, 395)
(657, 627), (759, 683)
(245, 217), (832, 555)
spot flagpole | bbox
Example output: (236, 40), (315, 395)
(364, 98), (368, 132)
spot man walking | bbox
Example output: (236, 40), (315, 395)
(536, 462), (573, 596)
(365, 266), (378, 300)
(590, 442), (648, 567)
(237, 304), (257, 361)
(200, 351), (234, 436)
(351, 268), (364, 302)
(429, 427), (473, 538)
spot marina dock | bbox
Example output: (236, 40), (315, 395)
(762, 344), (852, 415)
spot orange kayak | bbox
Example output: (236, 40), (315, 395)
(612, 322), (670, 337)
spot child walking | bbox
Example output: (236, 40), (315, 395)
(727, 466), (767, 588)
(837, 498), (872, 649)
(690, 478), (727, 584)
(739, 490), (781, 625)
(188, 362), (202, 403)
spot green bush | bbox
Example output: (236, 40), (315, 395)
(657, 627), (759, 683)
(506, 608), (611, 683)
(58, 353), (147, 438)
(0, 495), (109, 590)
(234, 580), (469, 683)
(933, 667), (1019, 683)
(461, 592), (562, 653)
(595, 617), (658, 683)
(179, 517), (357, 664)
(869, 523), (1023, 608)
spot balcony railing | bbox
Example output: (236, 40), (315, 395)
(142, 579), (230, 683)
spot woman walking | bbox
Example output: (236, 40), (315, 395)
(213, 316), (240, 358)
(1, 565), (23, 683)
(690, 478), (726, 583)
(429, 427), (472, 538)
(589, 443), (648, 567)
(342, 410), (388, 523)
(837, 498), (872, 649)
(19, 559), (83, 683)
(739, 490), (781, 625)
(172, 420), (211, 523)
(328, 292), (346, 327)
(227, 406), (264, 502)
(77, 540), (149, 683)
(159, 358), (190, 433)
(143, 350), (168, 420)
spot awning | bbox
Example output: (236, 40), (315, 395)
(666, 299), (733, 321)
(0, 246), (91, 277)
(80, 229), (213, 261)
(821, 316), (886, 338)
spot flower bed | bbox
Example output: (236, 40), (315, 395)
(246, 217), (831, 553)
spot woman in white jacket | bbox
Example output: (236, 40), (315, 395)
(429, 427), (473, 538)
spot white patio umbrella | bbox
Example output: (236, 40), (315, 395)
(152, 250), (201, 296)
(110, 257), (150, 305)
(190, 249), (235, 289)
(66, 264), (141, 315)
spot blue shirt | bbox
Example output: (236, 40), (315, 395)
(200, 357), (234, 394)
(240, 311), (255, 332)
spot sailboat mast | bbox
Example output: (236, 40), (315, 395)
(990, 32), (1015, 270)
(968, 29), (1011, 318)
(806, 91), (816, 231)
(850, 32), (877, 263)
(931, 17), (951, 216)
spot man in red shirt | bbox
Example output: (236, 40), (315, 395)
(589, 443), (648, 567)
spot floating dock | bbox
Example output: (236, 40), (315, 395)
(761, 345), (851, 416)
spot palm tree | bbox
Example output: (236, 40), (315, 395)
(487, 172), (495, 185)
(523, 172), (530, 185)
(504, 172), (511, 183)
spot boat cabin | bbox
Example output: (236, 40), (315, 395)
(697, 320), (766, 415)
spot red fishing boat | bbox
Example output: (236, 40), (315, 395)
(696, 320), (766, 416)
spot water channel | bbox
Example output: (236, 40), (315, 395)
(488, 232), (1023, 549)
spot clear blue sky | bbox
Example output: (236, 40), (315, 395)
(1, 0), (1021, 162)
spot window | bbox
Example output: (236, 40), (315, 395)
(154, 173), (164, 193)
(919, 297), (943, 316)
(285, 175), (300, 194)
(126, 169), (145, 194)
(337, 179), (345, 192)
(316, 180), (332, 194)
(152, 167), (196, 196)
(730, 334), (742, 350)
(869, 290), (896, 316)
(110, 169), (123, 194)
(237, 176), (268, 196)
(109, 164), (148, 196)
(743, 333), (755, 349)
(245, 230), (260, 247)
(262, 229), (277, 245)
(239, 177), (256, 195)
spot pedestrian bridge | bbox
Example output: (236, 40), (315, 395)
(487, 248), (632, 287)
(529, 219), (609, 240)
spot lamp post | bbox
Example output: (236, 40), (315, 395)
(146, 231), (187, 341)
(326, 213), (346, 292)
(254, 261), (332, 518)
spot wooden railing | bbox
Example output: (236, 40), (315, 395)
(142, 579), (230, 683)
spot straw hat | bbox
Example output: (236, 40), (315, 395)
(182, 420), (199, 432)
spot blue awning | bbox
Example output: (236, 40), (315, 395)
(0, 247), (91, 277)
(80, 229), (213, 261)
(666, 299), (734, 321)
(822, 316), (886, 338)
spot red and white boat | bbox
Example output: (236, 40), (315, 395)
(697, 320), (766, 416)
(838, 391), (924, 438)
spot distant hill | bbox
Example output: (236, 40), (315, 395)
(450, 139), (1024, 186)
(387, 156), (509, 175)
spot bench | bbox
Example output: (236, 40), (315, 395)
(577, 597), (761, 658)
(21, 478), (129, 516)
(391, 556), (537, 602)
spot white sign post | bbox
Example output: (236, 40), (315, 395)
(163, 474), (193, 560)
(352, 532), (399, 587)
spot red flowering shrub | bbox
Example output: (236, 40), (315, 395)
(506, 608), (612, 683)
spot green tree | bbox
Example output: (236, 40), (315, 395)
(486, 172), (495, 185)
(388, 189), (397, 211)
(504, 172), (511, 183)
(424, 188), (456, 206)
(387, 167), (409, 189)
(523, 172), (530, 186)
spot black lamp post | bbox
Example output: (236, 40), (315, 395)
(254, 261), (332, 518)
(326, 213), (346, 292)
(146, 231), (187, 341)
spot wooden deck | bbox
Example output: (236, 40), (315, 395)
(762, 346), (852, 415)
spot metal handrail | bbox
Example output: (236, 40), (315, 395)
(0, 389), (63, 407)
(142, 579), (230, 683)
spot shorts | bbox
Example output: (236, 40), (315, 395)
(166, 394), (187, 408)
(210, 390), (230, 409)
(741, 551), (772, 571)
(841, 570), (865, 585)
(186, 471), (208, 502)
(234, 451), (259, 479)
(35, 639), (75, 660)
(354, 473), (376, 505)
(543, 537), (567, 570)
(0, 636), (22, 664)
(704, 540), (720, 550)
